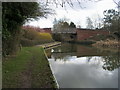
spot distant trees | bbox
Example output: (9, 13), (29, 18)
(62, 22), (69, 29)
(2, 2), (53, 57)
(103, 9), (120, 39)
(93, 15), (104, 29)
(86, 17), (94, 29)
(53, 18), (76, 32)
(69, 22), (76, 28)
(103, 9), (119, 32)
(53, 18), (69, 31)
(102, 52), (120, 71)
(86, 15), (103, 29)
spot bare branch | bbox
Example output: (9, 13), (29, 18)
(43, 0), (104, 9)
(113, 0), (119, 5)
(76, 0), (84, 9)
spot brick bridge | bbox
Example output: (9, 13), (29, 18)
(52, 28), (110, 41)
(23, 26), (110, 41)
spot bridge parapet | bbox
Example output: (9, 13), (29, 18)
(52, 28), (76, 34)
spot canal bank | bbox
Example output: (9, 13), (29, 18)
(44, 49), (59, 88)
(36, 42), (61, 49)
(3, 45), (58, 88)
(42, 42), (61, 88)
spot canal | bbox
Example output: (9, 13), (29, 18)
(45, 42), (120, 88)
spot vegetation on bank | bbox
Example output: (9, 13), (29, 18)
(86, 34), (108, 41)
(3, 46), (57, 88)
(92, 39), (120, 48)
(21, 27), (54, 46)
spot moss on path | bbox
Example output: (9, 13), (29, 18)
(3, 46), (57, 88)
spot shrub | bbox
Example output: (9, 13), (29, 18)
(38, 33), (53, 40)
(20, 38), (36, 46)
(92, 39), (120, 48)
(52, 33), (62, 41)
(21, 28), (54, 46)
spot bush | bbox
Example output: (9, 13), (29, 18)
(52, 33), (62, 41)
(38, 33), (53, 40)
(20, 38), (35, 46)
(92, 39), (120, 48)
(21, 28), (54, 46)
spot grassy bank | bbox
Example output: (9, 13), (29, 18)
(3, 46), (57, 88)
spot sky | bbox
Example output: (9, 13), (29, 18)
(25, 0), (118, 28)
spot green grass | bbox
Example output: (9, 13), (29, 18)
(3, 46), (57, 88)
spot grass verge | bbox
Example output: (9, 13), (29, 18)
(2, 46), (57, 88)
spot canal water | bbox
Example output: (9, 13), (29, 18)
(45, 43), (120, 88)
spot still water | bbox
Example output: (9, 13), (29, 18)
(45, 43), (120, 88)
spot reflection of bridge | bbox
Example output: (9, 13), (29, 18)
(50, 45), (109, 58)
(51, 52), (76, 59)
(76, 45), (109, 57)
(52, 52), (107, 58)
(52, 52), (76, 57)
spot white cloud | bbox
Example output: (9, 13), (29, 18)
(26, 0), (117, 28)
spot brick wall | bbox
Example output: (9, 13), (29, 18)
(77, 29), (110, 41)
(22, 26), (52, 33)
(36, 28), (52, 33)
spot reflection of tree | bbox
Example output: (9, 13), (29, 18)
(102, 52), (120, 71)
(52, 53), (73, 62)
(52, 47), (61, 52)
(52, 53), (65, 61)
(51, 43), (77, 61)
(86, 57), (92, 62)
(53, 43), (77, 53)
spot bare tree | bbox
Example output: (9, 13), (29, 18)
(86, 17), (94, 29)
(38, 0), (103, 8)
(113, 0), (120, 6)
(92, 14), (104, 29)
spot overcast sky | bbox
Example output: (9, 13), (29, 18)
(25, 0), (118, 28)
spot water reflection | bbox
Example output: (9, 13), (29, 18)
(46, 43), (119, 88)
(102, 52), (120, 71)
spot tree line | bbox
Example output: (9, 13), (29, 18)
(53, 18), (76, 32)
